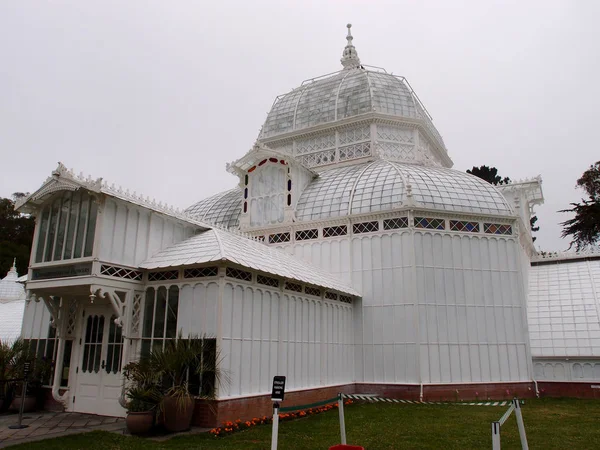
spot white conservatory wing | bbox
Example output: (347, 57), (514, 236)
(529, 252), (600, 358)
(140, 228), (360, 296)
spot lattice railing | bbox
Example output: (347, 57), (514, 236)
(257, 275), (280, 288)
(147, 270), (179, 282)
(353, 221), (379, 234)
(383, 217), (408, 230)
(130, 292), (143, 336)
(296, 229), (319, 241)
(269, 232), (291, 244)
(339, 142), (371, 161)
(414, 217), (445, 230)
(305, 286), (322, 297)
(323, 225), (348, 238)
(100, 264), (143, 281)
(183, 267), (219, 279)
(483, 223), (512, 235)
(226, 267), (252, 282)
(450, 220), (480, 233)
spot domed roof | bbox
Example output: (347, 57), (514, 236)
(186, 161), (512, 227)
(295, 160), (513, 221)
(185, 188), (241, 228)
(258, 25), (445, 152)
(0, 261), (26, 303)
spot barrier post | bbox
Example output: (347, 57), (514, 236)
(338, 393), (347, 445)
(9, 362), (31, 430)
(512, 399), (529, 450)
(491, 421), (501, 450)
(271, 402), (279, 450)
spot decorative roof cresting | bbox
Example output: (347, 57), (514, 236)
(341, 24), (361, 69)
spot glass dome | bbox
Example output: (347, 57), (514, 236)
(295, 160), (512, 221)
(185, 188), (241, 228)
(259, 68), (444, 147)
(186, 161), (513, 226)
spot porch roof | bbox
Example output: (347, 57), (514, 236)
(140, 228), (360, 297)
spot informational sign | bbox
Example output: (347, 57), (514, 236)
(271, 376), (286, 402)
(31, 263), (93, 280)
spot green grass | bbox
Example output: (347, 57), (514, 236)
(9, 398), (600, 449)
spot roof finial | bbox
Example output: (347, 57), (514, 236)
(341, 23), (361, 70)
(11, 258), (16, 271)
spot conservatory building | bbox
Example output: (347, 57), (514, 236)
(16, 25), (598, 424)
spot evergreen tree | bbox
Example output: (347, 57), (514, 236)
(467, 165), (539, 242)
(560, 161), (600, 250)
(0, 195), (35, 276)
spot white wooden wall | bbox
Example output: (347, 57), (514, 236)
(289, 229), (531, 385)
(97, 198), (197, 267)
(21, 299), (53, 340)
(180, 281), (355, 399)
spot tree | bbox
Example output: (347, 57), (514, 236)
(467, 165), (539, 242)
(0, 195), (35, 277)
(560, 161), (600, 250)
(466, 165), (511, 185)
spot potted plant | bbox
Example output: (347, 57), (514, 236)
(147, 335), (226, 433)
(122, 358), (161, 435)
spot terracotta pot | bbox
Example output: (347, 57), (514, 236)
(9, 395), (37, 413)
(162, 395), (194, 432)
(126, 410), (155, 435)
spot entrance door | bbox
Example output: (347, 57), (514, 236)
(74, 307), (125, 416)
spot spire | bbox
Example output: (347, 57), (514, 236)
(341, 23), (361, 70)
(9, 259), (16, 274)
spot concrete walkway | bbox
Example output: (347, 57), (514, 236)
(0, 411), (125, 448)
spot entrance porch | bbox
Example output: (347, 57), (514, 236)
(23, 280), (143, 419)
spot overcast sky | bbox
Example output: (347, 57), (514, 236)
(1, 0), (598, 251)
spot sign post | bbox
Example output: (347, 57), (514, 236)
(9, 362), (31, 430)
(338, 393), (347, 445)
(270, 376), (286, 450)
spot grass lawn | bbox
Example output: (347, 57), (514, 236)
(9, 398), (600, 449)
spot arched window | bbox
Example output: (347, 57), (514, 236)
(35, 190), (98, 263)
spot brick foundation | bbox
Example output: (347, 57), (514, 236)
(538, 382), (600, 399)
(192, 381), (540, 428)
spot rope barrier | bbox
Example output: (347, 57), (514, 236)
(279, 396), (339, 413)
(342, 394), (512, 407)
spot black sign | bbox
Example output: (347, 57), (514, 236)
(32, 263), (93, 280)
(23, 362), (31, 377)
(271, 376), (286, 402)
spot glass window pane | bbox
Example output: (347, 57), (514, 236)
(35, 208), (50, 263)
(63, 191), (80, 259)
(165, 286), (179, 338)
(53, 193), (70, 260)
(60, 340), (73, 387)
(44, 200), (59, 261)
(142, 288), (155, 338)
(140, 339), (151, 358)
(84, 198), (98, 257)
(154, 287), (167, 338)
(74, 192), (89, 259)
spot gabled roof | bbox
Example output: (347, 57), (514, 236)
(15, 163), (210, 230)
(140, 228), (360, 296)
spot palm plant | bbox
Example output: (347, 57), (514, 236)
(122, 358), (161, 413)
(146, 334), (227, 411)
